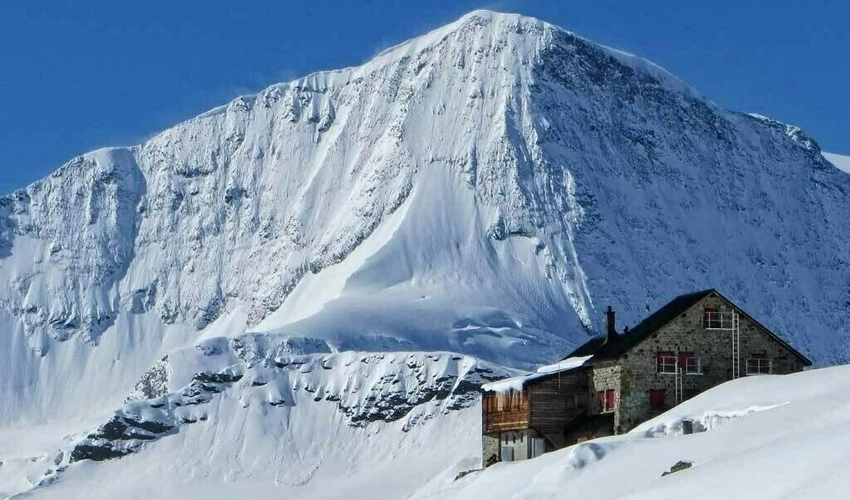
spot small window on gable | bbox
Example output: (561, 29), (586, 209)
(657, 351), (676, 374)
(703, 307), (721, 329)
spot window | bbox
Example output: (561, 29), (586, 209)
(679, 352), (702, 375)
(650, 389), (666, 410)
(657, 351), (677, 374)
(598, 389), (616, 413)
(703, 308), (721, 329)
(704, 308), (735, 329)
(747, 354), (772, 375)
(684, 356), (702, 375)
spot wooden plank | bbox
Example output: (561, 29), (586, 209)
(482, 389), (530, 433)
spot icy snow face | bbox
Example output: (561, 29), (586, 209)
(1, 10), (850, 425)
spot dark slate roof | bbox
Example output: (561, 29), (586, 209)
(562, 289), (812, 366)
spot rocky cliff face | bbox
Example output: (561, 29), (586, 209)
(68, 342), (510, 462)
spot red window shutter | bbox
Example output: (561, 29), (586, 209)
(598, 391), (605, 411)
(650, 389), (666, 409)
(606, 390), (615, 410)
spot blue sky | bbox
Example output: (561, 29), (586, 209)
(0, 0), (846, 193)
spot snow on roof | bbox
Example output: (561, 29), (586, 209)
(481, 355), (593, 393)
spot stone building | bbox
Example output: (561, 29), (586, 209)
(480, 289), (811, 467)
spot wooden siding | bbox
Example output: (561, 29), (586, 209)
(528, 372), (588, 447)
(482, 389), (529, 433)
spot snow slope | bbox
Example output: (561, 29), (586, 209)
(3, 8), (850, 499)
(1, 338), (512, 498)
(413, 365), (850, 500)
(823, 152), (850, 173)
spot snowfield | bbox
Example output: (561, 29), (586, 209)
(1, 340), (513, 499)
(2, 8), (850, 499)
(413, 365), (850, 500)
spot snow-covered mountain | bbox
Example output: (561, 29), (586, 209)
(2, 9), (850, 499)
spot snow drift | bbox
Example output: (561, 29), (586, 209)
(413, 365), (850, 500)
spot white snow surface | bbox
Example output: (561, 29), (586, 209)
(2, 8), (850, 499)
(823, 152), (850, 173)
(412, 365), (850, 500)
(0, 335), (513, 498)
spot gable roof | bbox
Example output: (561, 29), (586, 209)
(562, 289), (812, 366)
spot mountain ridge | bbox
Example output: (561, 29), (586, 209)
(3, 9), (850, 499)
(0, 0), (848, 441)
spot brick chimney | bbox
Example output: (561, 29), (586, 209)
(605, 306), (616, 342)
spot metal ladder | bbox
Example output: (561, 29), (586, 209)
(731, 312), (741, 379)
(675, 361), (684, 405)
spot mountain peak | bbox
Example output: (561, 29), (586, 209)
(362, 9), (552, 71)
(450, 9), (551, 28)
(1, 3), (848, 433)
